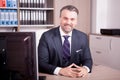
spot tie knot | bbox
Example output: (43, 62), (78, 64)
(63, 36), (70, 40)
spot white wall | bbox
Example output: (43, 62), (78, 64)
(92, 0), (120, 34)
(107, 0), (120, 28)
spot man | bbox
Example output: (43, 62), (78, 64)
(38, 5), (93, 78)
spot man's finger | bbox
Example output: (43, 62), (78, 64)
(68, 63), (75, 68)
(72, 63), (81, 68)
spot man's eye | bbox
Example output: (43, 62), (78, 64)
(71, 18), (75, 21)
(64, 17), (68, 20)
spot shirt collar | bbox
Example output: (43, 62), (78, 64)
(59, 26), (72, 37)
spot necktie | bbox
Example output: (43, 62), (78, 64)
(62, 36), (70, 61)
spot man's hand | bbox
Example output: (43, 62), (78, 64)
(59, 63), (88, 78)
(72, 64), (88, 77)
(59, 63), (78, 78)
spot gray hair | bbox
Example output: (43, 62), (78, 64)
(60, 5), (79, 17)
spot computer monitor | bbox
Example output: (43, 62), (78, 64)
(0, 32), (38, 80)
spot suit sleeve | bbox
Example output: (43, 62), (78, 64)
(38, 33), (56, 74)
(81, 34), (93, 72)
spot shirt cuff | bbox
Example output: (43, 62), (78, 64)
(83, 66), (90, 73)
(53, 67), (62, 75)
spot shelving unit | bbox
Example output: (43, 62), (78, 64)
(0, 0), (18, 30)
(0, 0), (54, 31)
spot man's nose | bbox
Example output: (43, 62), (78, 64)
(66, 19), (71, 24)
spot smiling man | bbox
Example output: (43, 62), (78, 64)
(38, 5), (93, 78)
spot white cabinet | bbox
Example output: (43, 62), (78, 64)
(89, 34), (120, 70)
(90, 35), (111, 51)
(109, 37), (120, 70)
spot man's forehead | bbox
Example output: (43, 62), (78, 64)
(61, 10), (77, 18)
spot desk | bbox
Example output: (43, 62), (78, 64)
(39, 65), (120, 80)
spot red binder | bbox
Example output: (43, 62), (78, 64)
(0, 0), (2, 7)
(1, 0), (6, 7)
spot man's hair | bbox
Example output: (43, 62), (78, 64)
(60, 5), (79, 16)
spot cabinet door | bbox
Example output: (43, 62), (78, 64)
(90, 35), (111, 51)
(89, 35), (111, 66)
(90, 48), (111, 66)
(109, 37), (120, 70)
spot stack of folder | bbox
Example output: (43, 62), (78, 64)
(20, 10), (47, 25)
(19, 0), (47, 8)
(0, 9), (18, 25)
(0, 0), (18, 25)
(0, 0), (17, 8)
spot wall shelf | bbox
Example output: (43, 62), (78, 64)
(0, 0), (54, 31)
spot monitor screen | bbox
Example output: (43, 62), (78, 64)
(0, 32), (38, 80)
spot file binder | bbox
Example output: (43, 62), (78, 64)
(0, 10), (1, 25)
(41, 10), (44, 24)
(33, 0), (37, 8)
(24, 10), (27, 25)
(27, 0), (30, 7)
(7, 10), (10, 25)
(0, 0), (2, 7)
(36, 10), (39, 24)
(12, 0), (17, 8)
(27, 10), (31, 25)
(1, 0), (6, 7)
(36, 0), (39, 8)
(13, 10), (17, 25)
(22, 10), (25, 25)
(38, 10), (41, 24)
(19, 0), (24, 7)
(9, 10), (14, 25)
(43, 10), (46, 24)
(1, 10), (5, 25)
(6, 9), (9, 25)
(31, 10), (34, 25)
(24, 0), (27, 7)
(33, 10), (36, 24)
(20, 10), (23, 25)
(30, 0), (33, 7)
(6, 0), (11, 7)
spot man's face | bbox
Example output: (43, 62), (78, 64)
(60, 9), (78, 34)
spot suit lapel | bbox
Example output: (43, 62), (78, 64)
(71, 30), (76, 53)
(52, 27), (63, 64)
(70, 30), (78, 61)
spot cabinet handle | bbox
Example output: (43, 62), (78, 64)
(96, 37), (102, 39)
(110, 39), (112, 50)
(96, 51), (101, 54)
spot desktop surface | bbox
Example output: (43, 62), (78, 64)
(39, 65), (120, 80)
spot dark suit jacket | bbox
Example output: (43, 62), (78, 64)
(38, 27), (93, 74)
